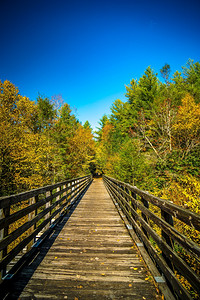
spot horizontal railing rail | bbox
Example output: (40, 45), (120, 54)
(0, 175), (92, 281)
(103, 175), (200, 300)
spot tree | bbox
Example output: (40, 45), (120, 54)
(125, 79), (139, 105)
(169, 71), (186, 106)
(110, 100), (131, 134)
(69, 124), (95, 176)
(51, 103), (79, 181)
(0, 80), (21, 195)
(36, 95), (56, 132)
(95, 114), (109, 141)
(83, 120), (92, 131)
(112, 139), (148, 186)
(173, 94), (200, 157)
(125, 66), (158, 115)
(138, 66), (158, 106)
(182, 59), (200, 101)
(160, 63), (171, 85)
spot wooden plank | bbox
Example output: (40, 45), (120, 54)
(0, 178), (91, 272)
(11, 179), (161, 300)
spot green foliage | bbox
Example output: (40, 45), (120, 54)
(110, 139), (152, 187)
(83, 120), (92, 130)
(95, 114), (109, 141)
(96, 59), (200, 194)
(126, 66), (159, 114)
(36, 95), (56, 131)
(160, 63), (171, 84)
(182, 59), (200, 100)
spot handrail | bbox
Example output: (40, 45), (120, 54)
(0, 175), (92, 281)
(103, 175), (200, 300)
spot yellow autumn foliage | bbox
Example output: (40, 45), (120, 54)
(69, 124), (95, 176)
(173, 94), (200, 153)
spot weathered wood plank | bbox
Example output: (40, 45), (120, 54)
(12, 179), (161, 300)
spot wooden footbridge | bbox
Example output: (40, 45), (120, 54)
(0, 175), (200, 299)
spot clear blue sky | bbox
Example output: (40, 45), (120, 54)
(1, 0), (200, 130)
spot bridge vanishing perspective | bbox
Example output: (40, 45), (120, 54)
(0, 175), (199, 299)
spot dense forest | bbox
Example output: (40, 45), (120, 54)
(1, 58), (200, 212)
(0, 82), (95, 196)
(95, 59), (200, 216)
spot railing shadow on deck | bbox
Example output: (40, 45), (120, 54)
(0, 175), (92, 299)
(103, 175), (200, 300)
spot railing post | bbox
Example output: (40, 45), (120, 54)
(34, 195), (39, 242)
(45, 190), (51, 231)
(161, 209), (175, 271)
(63, 183), (69, 210)
(56, 186), (61, 217)
(72, 180), (75, 198)
(27, 197), (36, 251)
(116, 182), (121, 203)
(1, 205), (10, 278)
(57, 185), (66, 215)
(34, 195), (39, 227)
(124, 185), (130, 215)
(141, 197), (149, 238)
(77, 179), (80, 193)
(130, 191), (137, 221)
(124, 186), (131, 214)
(68, 182), (71, 203)
(0, 208), (5, 281)
(0, 206), (10, 279)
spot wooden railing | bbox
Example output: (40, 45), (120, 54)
(0, 175), (92, 281)
(103, 175), (200, 300)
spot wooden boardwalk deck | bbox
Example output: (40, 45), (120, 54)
(10, 178), (161, 299)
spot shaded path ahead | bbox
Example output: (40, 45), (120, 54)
(12, 179), (161, 299)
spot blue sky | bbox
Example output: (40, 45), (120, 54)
(0, 0), (200, 130)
